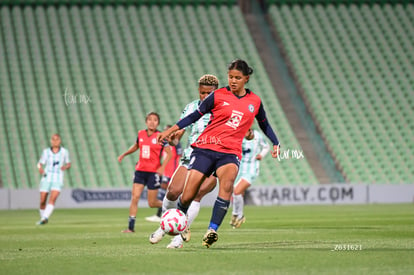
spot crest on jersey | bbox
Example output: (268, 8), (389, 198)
(248, 104), (255, 113)
(226, 110), (244, 129)
(152, 138), (157, 144)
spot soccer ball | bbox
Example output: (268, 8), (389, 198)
(160, 209), (187, 236)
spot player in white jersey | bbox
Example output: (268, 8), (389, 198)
(149, 74), (219, 249)
(36, 134), (71, 225)
(230, 128), (269, 228)
(179, 100), (212, 165)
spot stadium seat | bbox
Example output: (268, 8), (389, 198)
(268, 3), (413, 184)
(0, 2), (338, 189)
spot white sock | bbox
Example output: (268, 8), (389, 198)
(43, 204), (54, 219)
(187, 201), (201, 227)
(162, 197), (177, 214)
(39, 209), (45, 218)
(232, 194), (244, 218)
(172, 234), (183, 243)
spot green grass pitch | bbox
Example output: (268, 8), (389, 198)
(1, 204), (413, 274)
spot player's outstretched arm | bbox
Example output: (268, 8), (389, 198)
(61, 163), (71, 171)
(158, 92), (214, 145)
(118, 143), (139, 162)
(38, 150), (47, 175)
(271, 145), (280, 158)
(167, 129), (185, 146)
(256, 136), (270, 160)
(157, 124), (180, 144)
(37, 163), (45, 175)
(256, 103), (280, 159)
(157, 145), (172, 176)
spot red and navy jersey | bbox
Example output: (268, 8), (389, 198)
(162, 143), (182, 178)
(176, 87), (280, 159)
(191, 87), (265, 158)
(135, 129), (167, 172)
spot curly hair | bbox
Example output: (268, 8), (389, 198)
(198, 74), (219, 88)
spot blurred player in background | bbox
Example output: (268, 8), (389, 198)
(150, 74), (219, 249)
(156, 59), (280, 248)
(37, 133), (71, 225)
(118, 112), (172, 233)
(146, 125), (183, 223)
(230, 127), (269, 228)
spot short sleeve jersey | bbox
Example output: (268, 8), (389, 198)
(135, 130), (167, 172)
(38, 147), (70, 183)
(241, 130), (268, 164)
(180, 99), (212, 160)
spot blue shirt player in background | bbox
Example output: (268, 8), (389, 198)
(37, 133), (71, 225)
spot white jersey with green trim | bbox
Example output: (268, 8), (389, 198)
(238, 130), (269, 178)
(180, 99), (211, 161)
(38, 147), (70, 183)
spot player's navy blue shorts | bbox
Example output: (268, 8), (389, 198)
(133, 171), (161, 190)
(188, 148), (240, 177)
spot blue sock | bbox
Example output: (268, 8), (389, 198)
(177, 197), (189, 214)
(128, 216), (136, 231)
(208, 197), (230, 231)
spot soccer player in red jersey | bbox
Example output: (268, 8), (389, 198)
(149, 75), (219, 249)
(157, 59), (280, 247)
(146, 125), (183, 223)
(118, 112), (172, 233)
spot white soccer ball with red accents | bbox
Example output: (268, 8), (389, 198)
(160, 209), (187, 236)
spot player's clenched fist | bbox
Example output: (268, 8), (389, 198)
(271, 144), (280, 158)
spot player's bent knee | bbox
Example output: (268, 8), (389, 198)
(148, 201), (157, 208)
(166, 191), (179, 201)
(166, 186), (181, 199)
(179, 196), (193, 207)
(220, 181), (234, 193)
(131, 195), (140, 203)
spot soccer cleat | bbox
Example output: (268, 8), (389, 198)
(166, 235), (183, 249)
(36, 218), (48, 225)
(180, 228), (191, 242)
(202, 229), (218, 248)
(145, 215), (161, 223)
(121, 229), (135, 233)
(149, 227), (165, 244)
(232, 216), (246, 229)
(229, 215), (237, 227)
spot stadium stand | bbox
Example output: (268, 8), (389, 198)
(0, 0), (237, 5)
(0, 2), (318, 189)
(266, 0), (412, 4)
(268, 2), (413, 183)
